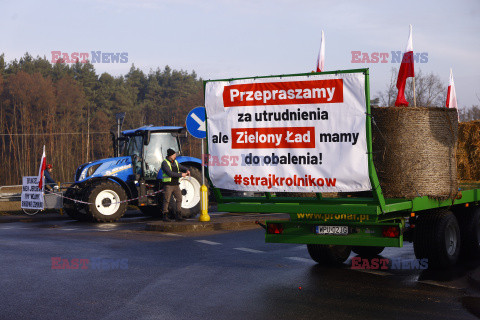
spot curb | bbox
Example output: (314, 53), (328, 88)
(0, 211), (136, 224)
(0, 213), (68, 223)
(145, 220), (260, 232)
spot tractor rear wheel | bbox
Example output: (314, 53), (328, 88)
(170, 166), (202, 219)
(86, 181), (127, 222)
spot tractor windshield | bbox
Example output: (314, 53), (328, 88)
(143, 133), (180, 179)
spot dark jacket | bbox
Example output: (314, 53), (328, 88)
(44, 170), (56, 186)
(161, 159), (188, 185)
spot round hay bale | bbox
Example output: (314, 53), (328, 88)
(371, 106), (458, 199)
(457, 121), (480, 181)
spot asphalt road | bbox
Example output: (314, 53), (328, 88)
(1, 217), (480, 320)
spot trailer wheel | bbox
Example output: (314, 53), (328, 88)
(352, 246), (385, 257)
(413, 210), (461, 268)
(171, 166), (202, 219)
(63, 187), (91, 221)
(456, 208), (480, 258)
(86, 181), (127, 222)
(307, 244), (351, 265)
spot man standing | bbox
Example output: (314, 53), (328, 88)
(161, 149), (190, 222)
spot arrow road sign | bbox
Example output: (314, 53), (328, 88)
(186, 106), (206, 139)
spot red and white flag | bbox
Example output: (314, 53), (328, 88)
(316, 30), (325, 72)
(395, 25), (415, 107)
(446, 68), (457, 109)
(37, 145), (46, 189)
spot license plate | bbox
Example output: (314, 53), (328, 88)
(315, 226), (348, 235)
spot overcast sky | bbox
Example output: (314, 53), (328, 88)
(1, 0), (479, 107)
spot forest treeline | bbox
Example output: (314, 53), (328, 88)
(1, 54), (479, 186)
(0, 53), (204, 185)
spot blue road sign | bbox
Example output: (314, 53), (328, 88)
(186, 106), (206, 139)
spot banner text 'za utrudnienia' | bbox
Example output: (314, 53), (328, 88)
(205, 72), (371, 193)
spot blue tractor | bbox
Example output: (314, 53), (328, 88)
(63, 126), (203, 222)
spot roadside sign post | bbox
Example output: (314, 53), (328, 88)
(115, 112), (126, 156)
(21, 176), (44, 213)
(186, 106), (210, 222)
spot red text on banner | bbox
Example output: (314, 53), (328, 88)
(223, 79), (343, 108)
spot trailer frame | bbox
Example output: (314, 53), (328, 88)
(204, 69), (478, 266)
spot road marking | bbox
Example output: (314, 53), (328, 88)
(164, 233), (184, 237)
(234, 247), (264, 253)
(286, 257), (314, 263)
(0, 227), (13, 229)
(351, 269), (392, 276)
(61, 228), (78, 231)
(418, 280), (464, 290)
(195, 240), (221, 245)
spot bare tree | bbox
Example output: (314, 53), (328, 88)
(459, 105), (480, 122)
(377, 67), (398, 107)
(376, 68), (446, 107)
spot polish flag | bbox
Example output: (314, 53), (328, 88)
(316, 30), (325, 72)
(37, 145), (46, 190)
(446, 68), (457, 109)
(395, 25), (415, 107)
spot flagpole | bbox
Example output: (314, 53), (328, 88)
(413, 77), (417, 107)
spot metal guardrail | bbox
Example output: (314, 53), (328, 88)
(0, 185), (22, 201)
(1, 183), (72, 216)
(0, 182), (75, 200)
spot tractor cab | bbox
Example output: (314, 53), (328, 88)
(119, 126), (186, 180)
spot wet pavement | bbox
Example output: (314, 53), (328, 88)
(0, 213), (480, 319)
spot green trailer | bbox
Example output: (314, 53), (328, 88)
(205, 69), (480, 269)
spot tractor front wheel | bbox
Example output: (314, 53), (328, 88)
(86, 181), (127, 222)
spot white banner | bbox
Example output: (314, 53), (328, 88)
(21, 176), (44, 210)
(205, 72), (371, 193)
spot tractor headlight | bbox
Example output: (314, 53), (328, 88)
(79, 168), (88, 181)
(79, 164), (101, 181)
(87, 164), (101, 177)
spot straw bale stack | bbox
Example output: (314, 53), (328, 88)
(457, 120), (480, 181)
